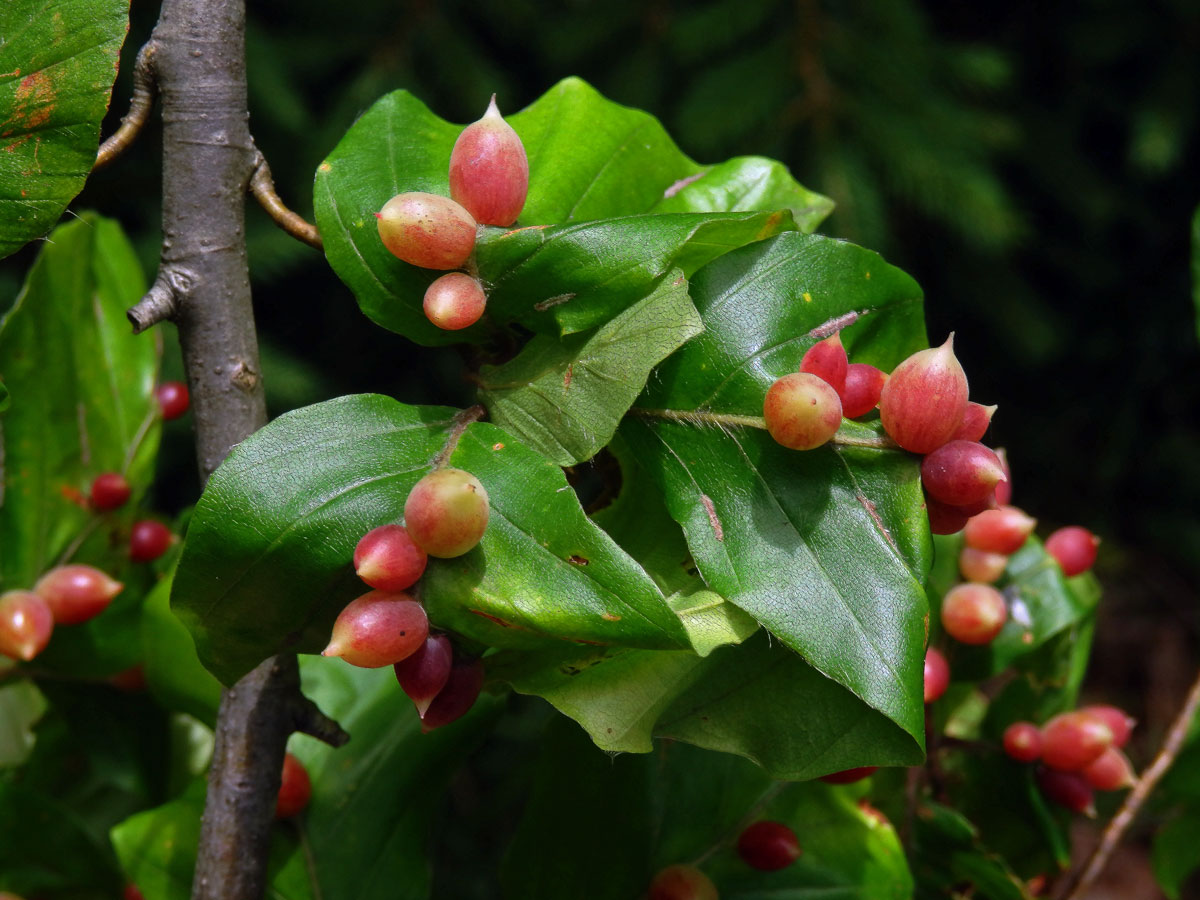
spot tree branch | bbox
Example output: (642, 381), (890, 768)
(135, 3), (346, 898)
(249, 149), (323, 250)
(1056, 665), (1200, 900)
(95, 42), (158, 170)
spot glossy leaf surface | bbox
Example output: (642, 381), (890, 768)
(173, 395), (687, 685)
(621, 231), (932, 744)
(313, 77), (829, 345)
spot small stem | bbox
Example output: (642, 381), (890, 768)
(95, 42), (157, 170)
(1055, 665), (1200, 900)
(122, 405), (160, 476)
(691, 781), (788, 867)
(432, 405), (487, 469)
(291, 694), (350, 748)
(249, 149), (323, 250)
(629, 407), (900, 449)
(127, 266), (197, 334)
(631, 407), (767, 430)
(53, 517), (103, 567)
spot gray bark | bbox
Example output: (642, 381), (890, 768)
(126, 2), (347, 897)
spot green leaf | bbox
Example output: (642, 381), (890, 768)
(591, 432), (704, 597)
(503, 717), (912, 899)
(474, 210), (792, 337)
(110, 779), (214, 900)
(0, 0), (129, 258)
(112, 661), (498, 900)
(113, 778), (306, 900)
(271, 661), (501, 900)
(493, 630), (923, 778)
(1154, 809), (1200, 900)
(313, 78), (828, 346)
(478, 269), (702, 465)
(0, 378), (8, 413)
(0, 213), (158, 591)
(0, 782), (123, 898)
(912, 801), (1034, 900)
(650, 155), (834, 231)
(0, 678), (46, 767)
(621, 230), (931, 747)
(173, 395), (687, 685)
(141, 566), (222, 726)
(928, 534), (1101, 683)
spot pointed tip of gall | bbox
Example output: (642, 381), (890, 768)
(486, 94), (501, 117)
(321, 642), (340, 658)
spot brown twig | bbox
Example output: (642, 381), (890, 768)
(249, 149), (323, 250)
(95, 42), (157, 170)
(1055, 665), (1200, 900)
(432, 405), (488, 469)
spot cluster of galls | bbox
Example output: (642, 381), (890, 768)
(322, 468), (489, 731)
(648, 820), (802, 899)
(1003, 706), (1137, 814)
(376, 97), (529, 332)
(763, 333), (987, 460)
(0, 564), (124, 661)
(1, 382), (188, 664)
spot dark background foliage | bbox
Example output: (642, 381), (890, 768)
(4, 0), (1198, 779)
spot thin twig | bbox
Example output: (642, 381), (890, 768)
(249, 149), (323, 250)
(1056, 665), (1200, 900)
(95, 42), (157, 170)
(432, 405), (487, 469)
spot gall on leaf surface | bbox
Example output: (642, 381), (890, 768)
(620, 231), (932, 747)
(0, 0), (128, 258)
(313, 77), (830, 346)
(171, 395), (691, 686)
(927, 532), (1100, 682)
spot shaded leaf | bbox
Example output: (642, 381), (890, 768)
(0, 782), (123, 899)
(0, 0), (129, 257)
(112, 661), (499, 900)
(271, 660), (502, 900)
(1153, 809), (1200, 900)
(503, 717), (912, 899)
(478, 269), (702, 465)
(0, 214), (157, 591)
(141, 567), (222, 726)
(0, 678), (46, 768)
(493, 630), (923, 778)
(912, 800), (1034, 900)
